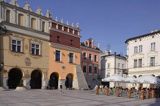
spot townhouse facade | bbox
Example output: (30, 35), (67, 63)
(81, 38), (101, 89)
(101, 51), (127, 87)
(48, 20), (88, 90)
(125, 30), (160, 78)
(0, 0), (88, 90)
(0, 0), (51, 89)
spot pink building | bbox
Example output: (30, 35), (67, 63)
(80, 38), (101, 88)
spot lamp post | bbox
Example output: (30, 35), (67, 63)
(0, 62), (4, 87)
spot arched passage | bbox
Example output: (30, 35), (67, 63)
(49, 72), (59, 89)
(65, 73), (73, 89)
(30, 70), (42, 89)
(7, 68), (23, 89)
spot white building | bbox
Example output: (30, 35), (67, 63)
(125, 30), (160, 78)
(101, 51), (127, 87)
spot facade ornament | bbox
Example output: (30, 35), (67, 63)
(36, 7), (42, 15)
(10, 0), (19, 7)
(61, 18), (63, 23)
(66, 21), (69, 25)
(55, 17), (58, 21)
(71, 23), (74, 27)
(76, 23), (79, 28)
(23, 1), (32, 11)
(46, 10), (52, 18)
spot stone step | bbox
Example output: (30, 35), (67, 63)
(76, 65), (89, 90)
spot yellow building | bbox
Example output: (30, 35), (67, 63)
(0, 0), (51, 89)
(48, 21), (88, 89)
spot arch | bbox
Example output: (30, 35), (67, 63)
(157, 75), (160, 79)
(7, 68), (23, 89)
(65, 73), (73, 89)
(152, 74), (155, 77)
(49, 72), (59, 89)
(133, 75), (137, 78)
(30, 69), (42, 89)
(138, 75), (142, 77)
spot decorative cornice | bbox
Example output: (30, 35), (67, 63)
(50, 43), (81, 53)
(3, 22), (50, 41)
(2, 1), (52, 20)
(125, 30), (160, 44)
(50, 28), (80, 38)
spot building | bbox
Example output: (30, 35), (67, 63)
(81, 38), (101, 89)
(101, 51), (127, 87)
(125, 30), (160, 78)
(48, 17), (88, 90)
(0, 0), (51, 89)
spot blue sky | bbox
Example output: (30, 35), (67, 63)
(13, 0), (160, 54)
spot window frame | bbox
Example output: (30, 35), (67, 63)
(31, 42), (41, 56)
(55, 50), (61, 62)
(11, 38), (23, 53)
(150, 57), (155, 67)
(68, 52), (74, 63)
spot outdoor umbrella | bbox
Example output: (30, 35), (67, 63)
(137, 75), (160, 84)
(125, 76), (137, 83)
(102, 74), (125, 82)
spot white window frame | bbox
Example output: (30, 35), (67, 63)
(68, 52), (74, 63)
(139, 45), (143, 53)
(11, 38), (23, 53)
(151, 42), (156, 51)
(31, 42), (41, 55)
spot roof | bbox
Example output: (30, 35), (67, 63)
(125, 30), (160, 43)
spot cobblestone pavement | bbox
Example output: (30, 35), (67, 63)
(0, 89), (160, 106)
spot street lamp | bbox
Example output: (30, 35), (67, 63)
(0, 62), (4, 87)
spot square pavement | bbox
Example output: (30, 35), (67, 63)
(0, 89), (160, 106)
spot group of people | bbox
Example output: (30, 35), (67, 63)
(95, 85), (160, 100)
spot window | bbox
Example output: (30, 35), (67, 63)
(83, 52), (86, 59)
(6, 10), (10, 22)
(31, 18), (36, 29)
(134, 59), (137, 68)
(150, 57), (155, 66)
(31, 43), (40, 55)
(134, 46), (138, 53)
(118, 63), (120, 68)
(122, 64), (124, 69)
(89, 66), (92, 73)
(70, 39), (73, 45)
(139, 45), (143, 53)
(18, 14), (24, 26)
(94, 55), (97, 62)
(94, 67), (97, 74)
(83, 66), (86, 73)
(55, 50), (61, 62)
(89, 54), (92, 61)
(56, 36), (60, 42)
(42, 21), (45, 32)
(107, 63), (110, 68)
(69, 53), (74, 63)
(138, 59), (142, 67)
(11, 39), (22, 53)
(151, 42), (155, 51)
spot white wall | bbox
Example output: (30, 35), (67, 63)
(127, 33), (160, 77)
